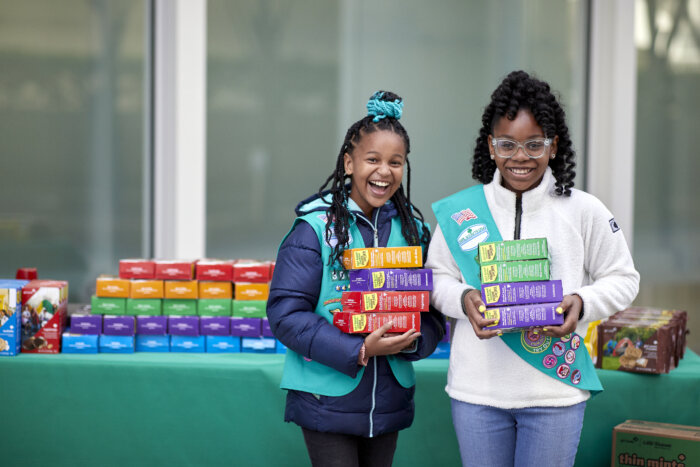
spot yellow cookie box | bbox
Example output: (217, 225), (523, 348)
(199, 281), (233, 299)
(96, 276), (130, 298)
(130, 280), (164, 299)
(164, 280), (199, 299)
(234, 283), (270, 301)
(342, 247), (422, 270)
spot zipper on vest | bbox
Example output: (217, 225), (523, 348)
(514, 195), (522, 240)
(354, 206), (381, 248)
(369, 356), (377, 437)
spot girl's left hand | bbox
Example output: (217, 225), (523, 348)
(537, 294), (582, 338)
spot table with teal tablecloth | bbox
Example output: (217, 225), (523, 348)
(1, 350), (698, 466)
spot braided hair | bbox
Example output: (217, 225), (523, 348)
(472, 70), (576, 196)
(319, 91), (431, 266)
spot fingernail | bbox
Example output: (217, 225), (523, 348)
(496, 331), (502, 336)
(542, 328), (548, 332)
(556, 307), (563, 314)
(533, 329), (539, 335)
(478, 305), (486, 312)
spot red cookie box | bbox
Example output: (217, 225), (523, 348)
(341, 291), (430, 313)
(21, 280), (69, 353)
(196, 259), (235, 282)
(119, 259), (155, 279)
(233, 260), (272, 283)
(154, 260), (195, 280)
(333, 312), (421, 334)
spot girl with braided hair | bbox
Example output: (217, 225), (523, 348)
(268, 91), (445, 466)
(427, 71), (639, 466)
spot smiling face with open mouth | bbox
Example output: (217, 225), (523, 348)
(344, 129), (406, 218)
(488, 109), (557, 196)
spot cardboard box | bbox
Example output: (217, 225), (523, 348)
(275, 339), (286, 354)
(341, 291), (430, 313)
(70, 314), (102, 335)
(135, 334), (170, 352)
(233, 260), (271, 283)
(230, 317), (262, 337)
(170, 335), (205, 352)
(342, 246), (423, 270)
(199, 281), (232, 299)
(136, 315), (168, 335)
(154, 260), (195, 281)
(168, 315), (200, 336)
(234, 283), (270, 301)
(103, 315), (135, 336)
(481, 280), (563, 307)
(481, 303), (563, 332)
(333, 312), (421, 334)
(163, 299), (197, 316)
(478, 238), (549, 264)
(21, 280), (69, 353)
(0, 279), (28, 356)
(126, 298), (162, 316)
(164, 280), (199, 299)
(200, 316), (231, 336)
(232, 300), (266, 318)
(206, 335), (240, 353)
(196, 259), (234, 282)
(96, 276), (130, 298)
(349, 268), (433, 291)
(480, 259), (551, 284)
(129, 280), (164, 299)
(261, 318), (273, 337)
(91, 296), (126, 315)
(612, 420), (700, 467)
(119, 259), (155, 279)
(61, 331), (99, 354)
(99, 335), (135, 353)
(241, 336), (276, 353)
(198, 299), (232, 317)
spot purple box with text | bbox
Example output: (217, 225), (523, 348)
(480, 280), (563, 307)
(231, 317), (261, 337)
(168, 316), (200, 336)
(70, 314), (102, 335)
(136, 315), (168, 335)
(349, 268), (433, 291)
(200, 316), (231, 336)
(481, 303), (563, 332)
(102, 315), (135, 336)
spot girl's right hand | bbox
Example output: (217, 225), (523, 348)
(364, 321), (421, 357)
(463, 289), (501, 340)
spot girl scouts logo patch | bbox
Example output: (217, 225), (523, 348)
(457, 223), (489, 251)
(521, 330), (551, 354)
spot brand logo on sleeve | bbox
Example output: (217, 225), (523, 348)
(609, 218), (620, 233)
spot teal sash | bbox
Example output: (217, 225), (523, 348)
(432, 185), (602, 395)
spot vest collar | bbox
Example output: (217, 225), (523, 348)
(489, 167), (555, 214)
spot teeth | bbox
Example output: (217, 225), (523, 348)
(510, 168), (532, 175)
(370, 181), (389, 187)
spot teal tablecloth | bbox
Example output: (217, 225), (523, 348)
(0, 350), (698, 466)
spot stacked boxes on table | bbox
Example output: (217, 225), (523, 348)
(20, 280), (69, 353)
(333, 247), (433, 345)
(0, 280), (29, 356)
(78, 258), (284, 353)
(595, 306), (688, 374)
(477, 238), (564, 332)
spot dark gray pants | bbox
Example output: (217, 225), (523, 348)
(301, 428), (399, 467)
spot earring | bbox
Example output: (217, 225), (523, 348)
(550, 153), (556, 160)
(490, 154), (495, 160)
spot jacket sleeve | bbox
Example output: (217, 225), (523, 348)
(425, 224), (475, 320)
(267, 220), (365, 378)
(572, 195), (640, 324)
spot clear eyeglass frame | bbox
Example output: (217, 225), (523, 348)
(491, 137), (552, 159)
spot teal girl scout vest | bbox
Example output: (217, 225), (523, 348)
(279, 210), (419, 397)
(432, 185), (602, 395)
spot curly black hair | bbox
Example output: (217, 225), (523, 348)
(318, 90), (431, 266)
(472, 70), (576, 196)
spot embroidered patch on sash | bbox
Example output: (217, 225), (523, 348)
(565, 349), (576, 364)
(330, 270), (349, 281)
(571, 369), (582, 385)
(451, 209), (478, 225)
(457, 223), (489, 252)
(570, 335), (581, 350)
(556, 364), (571, 379)
(521, 330), (552, 354)
(323, 298), (342, 306)
(542, 354), (558, 368)
(609, 218), (620, 233)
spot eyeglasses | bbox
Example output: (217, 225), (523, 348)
(491, 137), (552, 159)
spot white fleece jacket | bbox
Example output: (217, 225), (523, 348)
(426, 168), (640, 409)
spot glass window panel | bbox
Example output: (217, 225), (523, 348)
(634, 0), (700, 352)
(0, 0), (148, 302)
(206, 0), (589, 260)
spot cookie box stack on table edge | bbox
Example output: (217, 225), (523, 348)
(0, 279), (29, 356)
(21, 280), (69, 353)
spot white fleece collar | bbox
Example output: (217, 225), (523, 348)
(489, 167), (555, 214)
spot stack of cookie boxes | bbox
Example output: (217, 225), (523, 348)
(477, 238), (565, 332)
(332, 246), (431, 337)
(64, 259), (283, 353)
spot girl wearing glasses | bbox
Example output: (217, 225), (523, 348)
(427, 71), (639, 467)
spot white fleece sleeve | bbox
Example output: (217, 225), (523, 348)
(426, 225), (474, 320)
(573, 195), (640, 324)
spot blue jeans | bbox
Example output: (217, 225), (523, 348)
(450, 399), (586, 467)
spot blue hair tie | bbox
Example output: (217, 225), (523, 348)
(367, 92), (403, 122)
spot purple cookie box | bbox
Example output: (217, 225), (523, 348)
(200, 316), (231, 336)
(231, 317), (261, 337)
(137, 315), (168, 335)
(70, 314), (102, 335)
(261, 318), (273, 337)
(480, 280), (563, 307)
(349, 269), (433, 291)
(102, 315), (135, 336)
(168, 316), (200, 336)
(482, 303), (563, 332)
